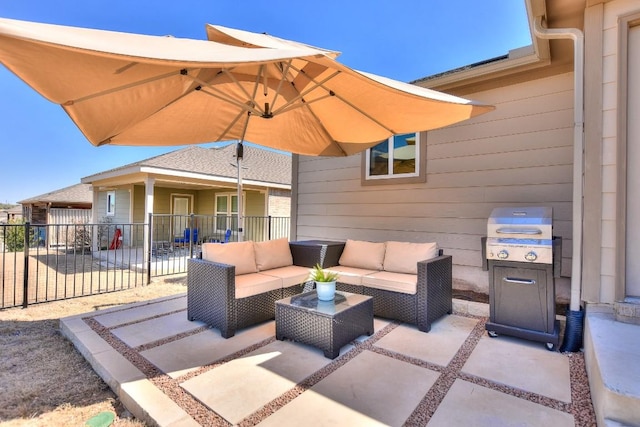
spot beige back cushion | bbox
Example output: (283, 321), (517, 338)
(383, 241), (438, 274)
(254, 238), (293, 271)
(202, 241), (258, 275)
(338, 239), (386, 270)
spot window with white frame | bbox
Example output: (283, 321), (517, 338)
(363, 132), (426, 184)
(106, 191), (116, 216)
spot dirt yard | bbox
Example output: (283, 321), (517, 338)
(0, 275), (188, 427)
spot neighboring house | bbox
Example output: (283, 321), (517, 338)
(19, 183), (93, 225)
(291, 0), (639, 423)
(0, 205), (23, 223)
(81, 143), (292, 243)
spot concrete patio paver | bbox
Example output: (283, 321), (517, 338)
(142, 322), (275, 379)
(462, 333), (572, 403)
(428, 379), (574, 427)
(256, 350), (440, 427)
(182, 340), (333, 425)
(374, 315), (478, 366)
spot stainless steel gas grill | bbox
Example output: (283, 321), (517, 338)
(484, 207), (561, 350)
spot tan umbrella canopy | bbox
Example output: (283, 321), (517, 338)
(0, 17), (494, 157)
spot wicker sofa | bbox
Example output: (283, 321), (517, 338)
(187, 238), (312, 338)
(326, 239), (453, 332)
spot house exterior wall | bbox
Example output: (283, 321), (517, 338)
(294, 72), (574, 298)
(96, 189), (130, 224)
(268, 189), (292, 217)
(595, 0), (640, 303)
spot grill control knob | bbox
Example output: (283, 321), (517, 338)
(497, 250), (509, 259)
(525, 251), (538, 262)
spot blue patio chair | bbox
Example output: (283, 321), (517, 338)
(175, 228), (198, 244)
(223, 229), (231, 243)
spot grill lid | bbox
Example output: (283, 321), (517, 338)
(487, 206), (552, 240)
(486, 206), (554, 263)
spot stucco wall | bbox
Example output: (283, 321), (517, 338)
(294, 72), (575, 298)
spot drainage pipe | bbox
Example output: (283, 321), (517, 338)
(533, 16), (584, 312)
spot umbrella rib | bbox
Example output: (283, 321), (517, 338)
(217, 108), (249, 142)
(67, 69), (184, 105)
(274, 63), (396, 134)
(269, 69), (342, 116)
(222, 68), (266, 116)
(268, 60), (293, 112)
(186, 72), (264, 116)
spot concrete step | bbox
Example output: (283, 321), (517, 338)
(584, 304), (640, 426)
(615, 298), (640, 325)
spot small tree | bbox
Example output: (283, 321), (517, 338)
(3, 218), (26, 252)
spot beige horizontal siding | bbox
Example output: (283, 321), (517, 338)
(294, 72), (574, 295)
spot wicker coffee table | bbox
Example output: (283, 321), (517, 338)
(275, 291), (374, 359)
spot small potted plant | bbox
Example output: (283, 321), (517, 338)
(308, 263), (339, 301)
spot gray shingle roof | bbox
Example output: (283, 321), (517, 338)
(88, 143), (291, 185)
(19, 183), (93, 204)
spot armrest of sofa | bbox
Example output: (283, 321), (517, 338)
(187, 258), (237, 337)
(289, 240), (346, 268)
(416, 254), (453, 331)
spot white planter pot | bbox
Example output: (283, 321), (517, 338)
(315, 280), (337, 301)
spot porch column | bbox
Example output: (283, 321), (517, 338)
(91, 188), (99, 252)
(144, 177), (155, 263)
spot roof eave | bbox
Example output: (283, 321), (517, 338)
(412, 0), (552, 92)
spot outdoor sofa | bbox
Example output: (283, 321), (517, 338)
(327, 239), (453, 332)
(187, 238), (312, 338)
(187, 237), (452, 337)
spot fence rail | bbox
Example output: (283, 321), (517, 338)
(0, 215), (290, 309)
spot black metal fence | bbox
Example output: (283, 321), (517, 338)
(149, 214), (290, 276)
(0, 215), (290, 309)
(0, 221), (147, 309)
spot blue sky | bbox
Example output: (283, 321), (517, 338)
(0, 1), (531, 204)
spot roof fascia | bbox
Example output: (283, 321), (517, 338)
(418, 0), (551, 90)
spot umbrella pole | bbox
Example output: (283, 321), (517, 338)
(236, 112), (250, 243)
(236, 140), (244, 242)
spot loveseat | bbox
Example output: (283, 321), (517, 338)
(187, 238), (311, 338)
(327, 239), (452, 332)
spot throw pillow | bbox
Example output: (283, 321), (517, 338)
(383, 241), (438, 274)
(254, 238), (293, 271)
(202, 241), (258, 275)
(338, 239), (385, 270)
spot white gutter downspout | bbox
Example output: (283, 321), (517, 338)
(533, 16), (584, 312)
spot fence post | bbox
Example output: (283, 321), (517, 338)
(23, 222), (30, 308)
(147, 213), (152, 284)
(188, 213), (195, 258)
(267, 216), (272, 241)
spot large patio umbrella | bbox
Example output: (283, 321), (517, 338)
(0, 17), (494, 239)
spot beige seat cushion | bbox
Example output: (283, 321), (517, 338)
(235, 273), (282, 299)
(202, 241), (258, 275)
(260, 265), (311, 288)
(338, 239), (386, 270)
(383, 241), (438, 274)
(326, 266), (379, 285)
(362, 271), (418, 295)
(254, 238), (293, 271)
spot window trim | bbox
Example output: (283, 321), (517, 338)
(106, 190), (116, 216)
(361, 131), (427, 186)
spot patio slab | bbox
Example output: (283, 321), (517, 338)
(59, 293), (594, 426)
